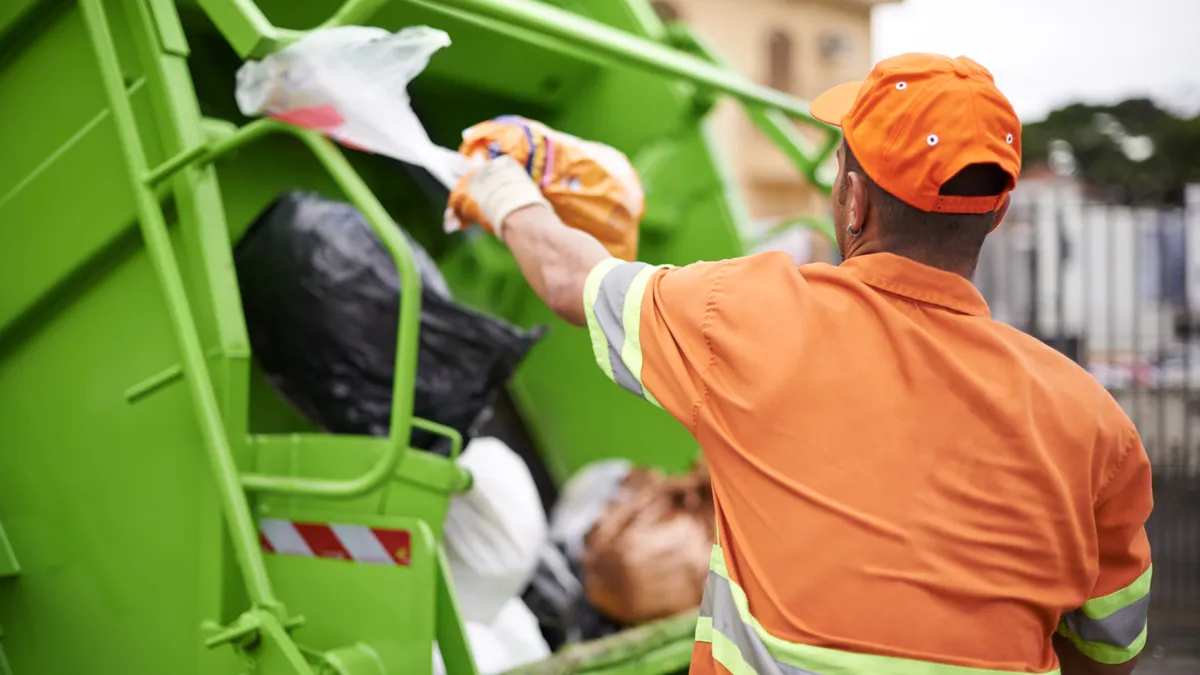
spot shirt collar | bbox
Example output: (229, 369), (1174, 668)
(838, 253), (991, 317)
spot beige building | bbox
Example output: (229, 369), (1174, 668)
(652, 0), (895, 259)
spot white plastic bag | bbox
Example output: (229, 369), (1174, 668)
(489, 598), (551, 668)
(431, 599), (549, 675)
(548, 459), (632, 561)
(235, 25), (468, 189)
(432, 622), (509, 675)
(443, 437), (548, 624)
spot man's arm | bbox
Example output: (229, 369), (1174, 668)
(1054, 426), (1153, 675)
(458, 154), (611, 327)
(501, 204), (611, 327)
(462, 154), (722, 425)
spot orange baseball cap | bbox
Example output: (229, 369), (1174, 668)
(811, 53), (1021, 215)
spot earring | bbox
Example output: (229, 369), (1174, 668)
(846, 222), (863, 238)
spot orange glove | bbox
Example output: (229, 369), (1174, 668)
(444, 116), (644, 261)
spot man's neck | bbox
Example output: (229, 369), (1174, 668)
(846, 246), (978, 281)
(894, 250), (978, 280)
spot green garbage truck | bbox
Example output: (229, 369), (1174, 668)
(0, 0), (838, 672)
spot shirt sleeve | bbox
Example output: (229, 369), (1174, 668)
(582, 258), (727, 431)
(1056, 428), (1154, 665)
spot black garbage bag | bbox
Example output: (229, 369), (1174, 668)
(235, 190), (545, 453)
(522, 542), (623, 650)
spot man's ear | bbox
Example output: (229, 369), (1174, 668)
(847, 171), (869, 235)
(988, 194), (1012, 233)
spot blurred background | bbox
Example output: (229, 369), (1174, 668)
(651, 0), (1200, 669)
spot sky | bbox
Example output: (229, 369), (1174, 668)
(870, 0), (1200, 122)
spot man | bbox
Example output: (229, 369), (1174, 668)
(450, 53), (1153, 675)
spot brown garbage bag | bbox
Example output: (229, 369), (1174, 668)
(582, 461), (714, 625)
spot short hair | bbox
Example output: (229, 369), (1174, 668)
(839, 142), (1010, 270)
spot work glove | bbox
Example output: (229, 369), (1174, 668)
(444, 116), (643, 260)
(446, 154), (551, 239)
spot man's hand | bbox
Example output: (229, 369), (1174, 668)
(447, 154), (548, 237)
(451, 155), (613, 327)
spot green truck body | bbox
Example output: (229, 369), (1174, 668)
(0, 0), (836, 672)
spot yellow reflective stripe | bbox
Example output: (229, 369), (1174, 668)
(711, 626), (762, 675)
(710, 544), (728, 576)
(698, 615), (760, 675)
(1081, 565), (1152, 619)
(1056, 620), (1147, 665)
(619, 263), (666, 408)
(583, 258), (622, 382)
(705, 545), (1059, 675)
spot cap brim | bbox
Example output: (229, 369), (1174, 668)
(810, 81), (863, 127)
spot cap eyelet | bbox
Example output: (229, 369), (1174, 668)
(1005, 133), (1014, 144)
(896, 82), (907, 91)
(926, 134), (939, 147)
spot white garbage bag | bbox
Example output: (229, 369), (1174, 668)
(432, 599), (551, 675)
(235, 25), (469, 189)
(432, 621), (510, 675)
(443, 437), (548, 624)
(548, 459), (632, 561)
(490, 598), (551, 669)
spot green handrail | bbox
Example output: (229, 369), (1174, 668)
(666, 23), (840, 246)
(150, 117), (461, 497)
(86, 0), (450, 606)
(180, 117), (436, 497)
(668, 24), (840, 195)
(195, 0), (841, 193)
(195, 0), (398, 57)
(317, 0), (395, 29)
(743, 215), (838, 254)
(80, 0), (280, 611)
(195, 0), (302, 58)
(419, 0), (826, 129)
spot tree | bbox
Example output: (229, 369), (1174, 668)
(1021, 98), (1200, 205)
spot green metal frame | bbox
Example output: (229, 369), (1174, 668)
(0, 521), (17, 579)
(83, 0), (468, 633)
(146, 0), (841, 613)
(179, 0), (835, 658)
(81, 0), (478, 668)
(82, 0), (281, 612)
(665, 25), (840, 192)
(6, 0), (841, 671)
(198, 118), (467, 497)
(741, 214), (839, 255)
(0, 628), (10, 675)
(197, 0), (841, 194)
(665, 23), (839, 246)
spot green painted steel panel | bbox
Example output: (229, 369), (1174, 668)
(0, 0), (834, 672)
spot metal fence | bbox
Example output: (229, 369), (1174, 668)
(976, 179), (1200, 654)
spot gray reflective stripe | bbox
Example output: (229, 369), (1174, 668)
(590, 261), (652, 397)
(699, 575), (714, 618)
(702, 571), (817, 675)
(1063, 594), (1149, 649)
(699, 559), (1061, 675)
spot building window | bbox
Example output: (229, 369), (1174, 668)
(767, 30), (793, 92)
(652, 1), (680, 22)
(818, 32), (852, 64)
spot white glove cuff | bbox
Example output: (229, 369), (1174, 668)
(467, 155), (551, 238)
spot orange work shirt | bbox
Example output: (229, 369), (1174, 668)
(582, 251), (1153, 674)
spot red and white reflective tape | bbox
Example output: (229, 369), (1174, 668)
(259, 519), (411, 567)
